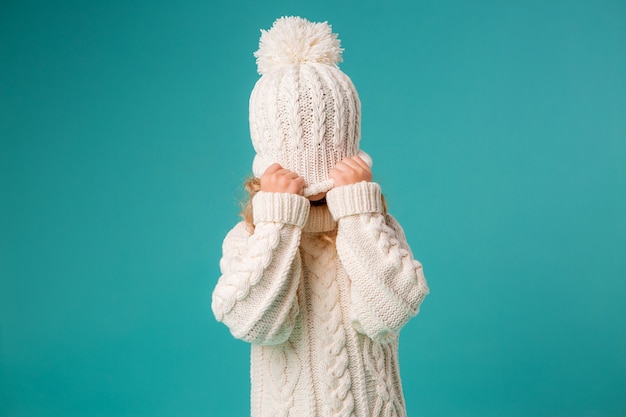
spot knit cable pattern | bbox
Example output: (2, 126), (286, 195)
(349, 214), (424, 337)
(303, 236), (356, 417)
(267, 341), (301, 417)
(363, 337), (405, 417)
(320, 68), (345, 148)
(212, 221), (302, 344)
(213, 222), (281, 320)
(329, 182), (429, 343)
(329, 69), (359, 153)
(302, 65), (327, 147)
(281, 65), (303, 152)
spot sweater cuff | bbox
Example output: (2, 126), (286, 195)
(326, 181), (383, 220)
(252, 191), (310, 228)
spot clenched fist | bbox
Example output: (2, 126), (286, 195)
(260, 163), (305, 195)
(329, 155), (372, 187)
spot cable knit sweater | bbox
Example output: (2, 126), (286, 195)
(212, 181), (429, 417)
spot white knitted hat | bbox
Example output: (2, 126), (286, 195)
(249, 16), (371, 197)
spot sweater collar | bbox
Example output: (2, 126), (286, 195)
(303, 205), (337, 233)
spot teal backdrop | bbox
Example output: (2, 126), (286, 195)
(1, 0), (625, 416)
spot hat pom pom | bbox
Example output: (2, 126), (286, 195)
(254, 16), (343, 75)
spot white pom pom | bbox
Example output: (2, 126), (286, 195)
(254, 16), (343, 75)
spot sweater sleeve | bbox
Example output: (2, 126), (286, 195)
(211, 191), (310, 345)
(326, 181), (429, 344)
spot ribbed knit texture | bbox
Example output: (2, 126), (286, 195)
(252, 191), (310, 228)
(212, 181), (429, 417)
(327, 181), (383, 220)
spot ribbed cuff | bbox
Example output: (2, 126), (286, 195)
(252, 191), (310, 228)
(326, 181), (383, 220)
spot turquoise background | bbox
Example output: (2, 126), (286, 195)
(2, 0), (625, 416)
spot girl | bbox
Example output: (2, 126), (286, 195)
(212, 16), (429, 417)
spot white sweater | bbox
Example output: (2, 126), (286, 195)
(212, 181), (429, 417)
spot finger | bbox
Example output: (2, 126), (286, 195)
(276, 168), (295, 177)
(342, 158), (362, 171)
(264, 163), (283, 175)
(332, 161), (350, 172)
(275, 167), (298, 176)
(290, 177), (305, 195)
(351, 155), (370, 170)
(295, 176), (306, 188)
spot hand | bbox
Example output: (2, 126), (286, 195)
(329, 155), (372, 187)
(260, 163), (305, 195)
